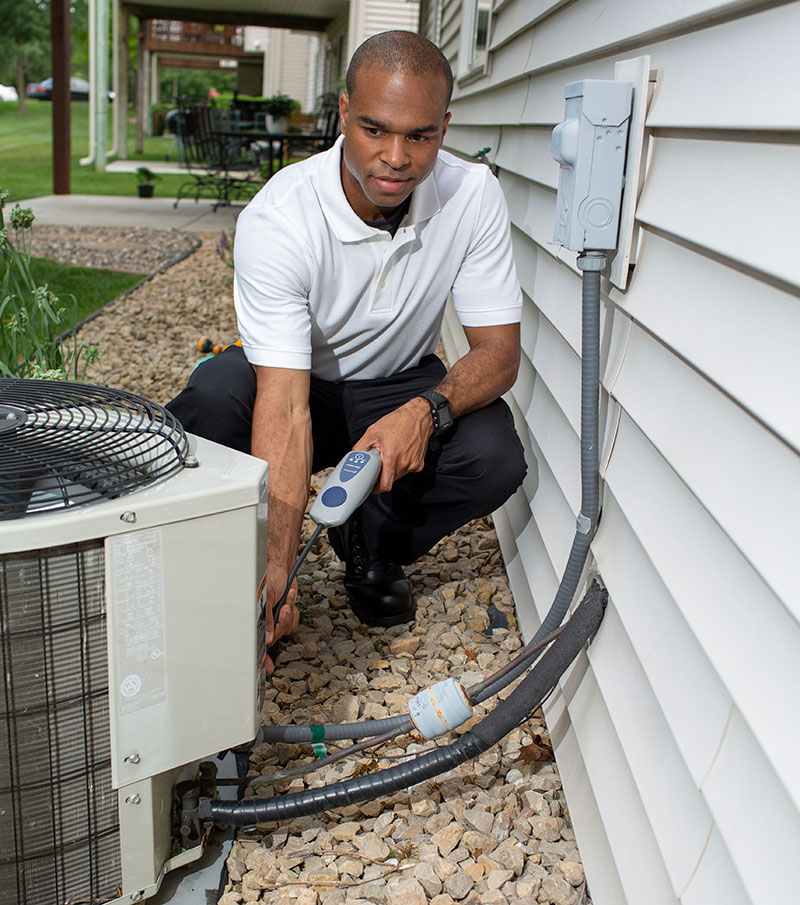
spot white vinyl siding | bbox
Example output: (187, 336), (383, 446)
(361, 0), (420, 42)
(425, 0), (800, 902)
(345, 0), (421, 62)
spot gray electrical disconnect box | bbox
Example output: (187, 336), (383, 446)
(551, 79), (633, 252)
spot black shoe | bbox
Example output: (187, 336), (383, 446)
(329, 517), (415, 627)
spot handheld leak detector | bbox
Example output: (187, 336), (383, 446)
(270, 449), (382, 631)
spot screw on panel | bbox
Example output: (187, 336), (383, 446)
(125, 793), (142, 804)
(120, 511), (137, 523)
(124, 752), (141, 764)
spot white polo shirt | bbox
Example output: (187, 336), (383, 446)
(234, 136), (521, 381)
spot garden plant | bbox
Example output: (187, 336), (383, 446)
(0, 187), (99, 379)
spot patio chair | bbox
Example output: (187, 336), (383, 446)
(173, 103), (266, 210)
(284, 106), (340, 161)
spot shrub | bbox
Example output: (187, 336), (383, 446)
(265, 94), (296, 117)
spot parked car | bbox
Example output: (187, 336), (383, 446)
(0, 83), (18, 102)
(25, 77), (114, 102)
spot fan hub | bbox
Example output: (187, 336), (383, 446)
(0, 405), (25, 434)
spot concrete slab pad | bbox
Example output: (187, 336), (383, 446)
(18, 194), (242, 234)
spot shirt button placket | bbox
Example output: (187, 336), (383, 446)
(371, 237), (393, 313)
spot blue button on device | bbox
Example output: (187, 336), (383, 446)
(320, 486), (347, 508)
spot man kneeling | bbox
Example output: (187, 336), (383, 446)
(167, 31), (526, 669)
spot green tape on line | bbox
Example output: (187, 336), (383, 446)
(312, 743), (327, 758)
(310, 725), (326, 743)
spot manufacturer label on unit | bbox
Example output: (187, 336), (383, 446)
(109, 528), (168, 713)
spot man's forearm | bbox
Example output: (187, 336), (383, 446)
(251, 368), (313, 578)
(433, 329), (520, 419)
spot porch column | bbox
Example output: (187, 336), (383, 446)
(51, 0), (71, 194)
(116, 3), (130, 160)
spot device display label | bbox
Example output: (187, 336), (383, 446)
(340, 451), (369, 481)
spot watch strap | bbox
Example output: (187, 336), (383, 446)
(418, 390), (453, 438)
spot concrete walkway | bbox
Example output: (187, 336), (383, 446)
(18, 193), (242, 234)
(106, 159), (185, 176)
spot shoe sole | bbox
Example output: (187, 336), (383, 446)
(347, 599), (417, 628)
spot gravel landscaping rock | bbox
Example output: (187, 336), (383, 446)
(31, 224), (200, 275)
(47, 225), (591, 905)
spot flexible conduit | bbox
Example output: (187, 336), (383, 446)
(202, 584), (605, 824)
(474, 251), (605, 704)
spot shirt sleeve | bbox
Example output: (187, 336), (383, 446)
(450, 169), (522, 327)
(233, 203), (315, 370)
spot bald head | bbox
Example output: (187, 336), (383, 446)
(346, 31), (453, 110)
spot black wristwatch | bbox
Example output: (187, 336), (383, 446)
(418, 390), (453, 438)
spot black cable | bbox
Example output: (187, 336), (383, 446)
(263, 523), (324, 625)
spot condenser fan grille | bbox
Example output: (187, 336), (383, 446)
(0, 539), (121, 904)
(0, 378), (189, 519)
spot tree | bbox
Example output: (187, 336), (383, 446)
(0, 0), (51, 113)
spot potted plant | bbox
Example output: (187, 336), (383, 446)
(136, 167), (160, 198)
(264, 94), (295, 133)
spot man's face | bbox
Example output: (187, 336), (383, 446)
(339, 66), (451, 220)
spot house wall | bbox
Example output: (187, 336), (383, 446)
(319, 0), (421, 96)
(426, 1), (800, 903)
(351, 0), (421, 50)
(265, 30), (316, 112)
(241, 28), (317, 111)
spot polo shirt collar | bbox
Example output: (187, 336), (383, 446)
(318, 136), (441, 243)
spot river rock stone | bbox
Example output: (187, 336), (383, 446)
(493, 844), (524, 876)
(388, 878), (428, 905)
(560, 860), (585, 887)
(530, 817), (561, 843)
(414, 861), (444, 897)
(354, 833), (391, 862)
(432, 823), (463, 857)
(442, 866), (474, 901)
(540, 875), (577, 905)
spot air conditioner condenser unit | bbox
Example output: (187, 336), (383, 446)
(0, 380), (268, 905)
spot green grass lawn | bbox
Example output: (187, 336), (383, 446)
(25, 256), (145, 322)
(1, 251), (144, 329)
(0, 99), (188, 201)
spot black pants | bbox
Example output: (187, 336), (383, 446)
(166, 346), (527, 565)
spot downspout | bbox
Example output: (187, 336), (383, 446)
(79, 0), (96, 166)
(94, 0), (109, 171)
(109, 0), (120, 159)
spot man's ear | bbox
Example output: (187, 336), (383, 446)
(339, 93), (350, 134)
(440, 111), (451, 146)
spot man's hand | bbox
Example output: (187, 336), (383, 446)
(264, 569), (300, 674)
(354, 396), (432, 493)
(353, 325), (520, 495)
